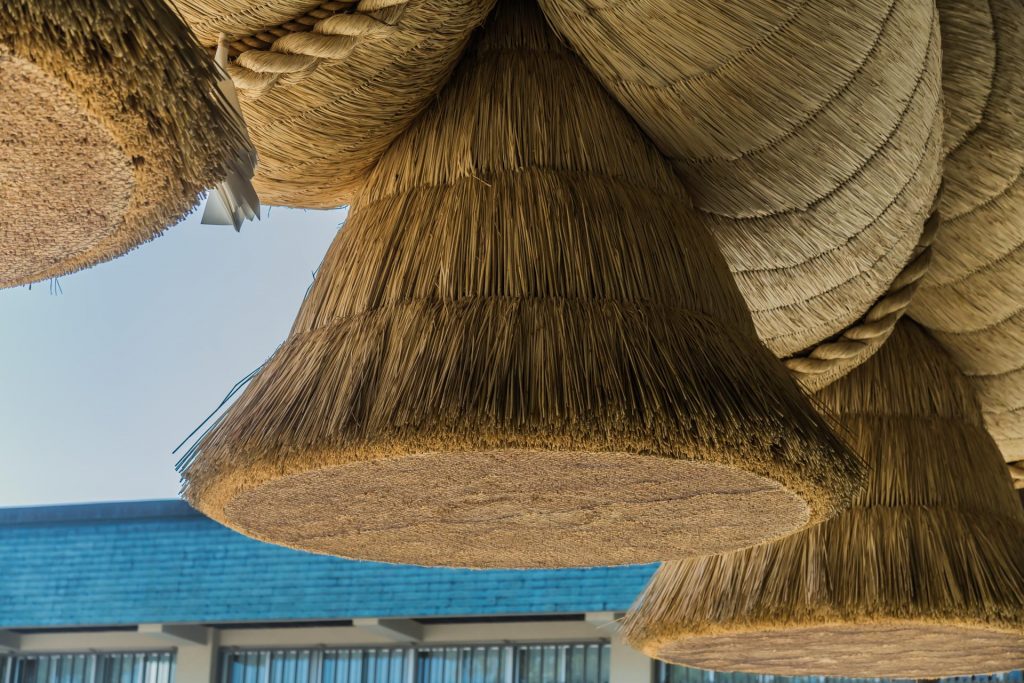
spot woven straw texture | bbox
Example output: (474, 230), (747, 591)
(909, 0), (1024, 473)
(0, 0), (252, 288)
(785, 197), (941, 393)
(175, 0), (495, 208)
(180, 0), (863, 569)
(622, 321), (1024, 678)
(537, 0), (944, 359)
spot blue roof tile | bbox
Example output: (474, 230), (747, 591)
(0, 500), (655, 629)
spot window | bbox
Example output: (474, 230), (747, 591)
(219, 643), (610, 683)
(417, 643), (609, 683)
(219, 648), (409, 683)
(0, 651), (174, 683)
(653, 663), (1024, 683)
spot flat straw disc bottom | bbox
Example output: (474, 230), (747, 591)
(652, 623), (1024, 678)
(0, 53), (133, 285)
(222, 450), (811, 568)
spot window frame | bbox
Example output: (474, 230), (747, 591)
(217, 640), (612, 683)
(0, 649), (175, 683)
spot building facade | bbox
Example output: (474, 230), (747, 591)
(0, 500), (653, 683)
(0, 501), (1021, 683)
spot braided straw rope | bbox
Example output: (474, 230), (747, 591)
(785, 198), (940, 392)
(909, 0), (1024, 467)
(174, 0), (495, 207)
(538, 0), (944, 358)
(179, 0), (862, 569)
(222, 0), (410, 96)
(623, 321), (1024, 678)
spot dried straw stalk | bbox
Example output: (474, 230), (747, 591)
(537, 0), (943, 359)
(181, 0), (862, 569)
(623, 321), (1024, 678)
(909, 0), (1024, 473)
(174, 0), (495, 207)
(0, 0), (253, 287)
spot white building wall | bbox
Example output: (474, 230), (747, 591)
(10, 619), (656, 683)
(172, 633), (219, 683)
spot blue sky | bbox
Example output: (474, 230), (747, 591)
(0, 207), (343, 507)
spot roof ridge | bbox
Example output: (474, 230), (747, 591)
(0, 499), (200, 526)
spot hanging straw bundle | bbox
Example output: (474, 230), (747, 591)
(179, 0), (863, 569)
(537, 0), (944, 368)
(0, 0), (255, 288)
(174, 0), (496, 207)
(909, 0), (1024, 476)
(623, 321), (1024, 678)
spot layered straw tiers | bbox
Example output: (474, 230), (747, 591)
(180, 0), (862, 569)
(537, 0), (944, 373)
(623, 321), (1024, 678)
(910, 0), (1024, 475)
(0, 0), (253, 288)
(175, 0), (496, 207)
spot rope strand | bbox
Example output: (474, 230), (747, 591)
(216, 0), (410, 96)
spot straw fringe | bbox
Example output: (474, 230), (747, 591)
(0, 0), (254, 287)
(537, 0), (944, 357)
(622, 321), (1024, 677)
(910, 0), (1024, 463)
(177, 0), (495, 207)
(180, 0), (862, 567)
(186, 298), (857, 515)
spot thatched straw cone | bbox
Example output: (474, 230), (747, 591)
(909, 0), (1024, 473)
(174, 0), (496, 207)
(537, 0), (944, 359)
(623, 321), (1024, 678)
(0, 0), (254, 288)
(180, 0), (863, 569)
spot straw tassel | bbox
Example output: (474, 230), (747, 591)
(179, 0), (862, 569)
(0, 0), (255, 287)
(623, 321), (1024, 678)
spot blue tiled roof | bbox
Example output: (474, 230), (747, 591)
(0, 500), (655, 629)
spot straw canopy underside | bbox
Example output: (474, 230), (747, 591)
(657, 623), (1023, 678)
(227, 450), (810, 568)
(0, 53), (133, 283)
(538, 0), (943, 359)
(181, 0), (862, 568)
(622, 322), (1024, 677)
(0, 0), (252, 288)
(175, 0), (496, 208)
(910, 0), (1024, 469)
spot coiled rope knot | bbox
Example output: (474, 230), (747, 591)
(784, 188), (942, 380)
(223, 0), (409, 96)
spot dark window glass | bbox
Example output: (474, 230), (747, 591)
(219, 643), (612, 683)
(220, 647), (409, 683)
(0, 651), (173, 683)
